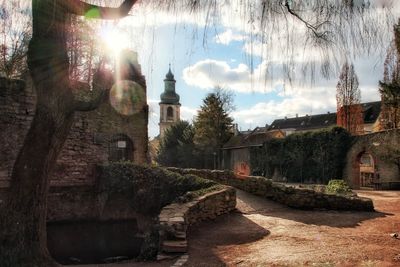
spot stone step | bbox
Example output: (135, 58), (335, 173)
(174, 231), (186, 240)
(156, 252), (180, 261)
(162, 240), (188, 253)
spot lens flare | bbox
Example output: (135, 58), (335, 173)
(110, 80), (145, 116)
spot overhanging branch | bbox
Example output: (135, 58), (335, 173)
(282, 0), (327, 40)
(67, 0), (138, 19)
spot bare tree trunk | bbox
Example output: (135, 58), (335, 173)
(0, 1), (137, 264)
(0, 3), (74, 262)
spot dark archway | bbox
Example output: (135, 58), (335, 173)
(109, 134), (134, 162)
(359, 152), (376, 188)
(352, 151), (378, 189)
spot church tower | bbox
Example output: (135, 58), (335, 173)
(159, 66), (181, 138)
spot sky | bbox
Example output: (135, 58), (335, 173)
(6, 0), (399, 139)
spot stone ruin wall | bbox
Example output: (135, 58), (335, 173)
(0, 76), (148, 188)
(344, 129), (400, 189)
(158, 186), (236, 255)
(167, 168), (375, 211)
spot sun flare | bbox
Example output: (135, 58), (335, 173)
(99, 27), (130, 55)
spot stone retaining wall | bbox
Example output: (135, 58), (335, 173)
(158, 186), (236, 255)
(0, 186), (150, 223)
(167, 168), (374, 211)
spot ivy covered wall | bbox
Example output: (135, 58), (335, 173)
(250, 127), (352, 184)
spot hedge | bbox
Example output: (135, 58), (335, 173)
(96, 162), (219, 215)
(250, 127), (352, 184)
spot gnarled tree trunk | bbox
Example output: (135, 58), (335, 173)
(0, 1), (137, 265)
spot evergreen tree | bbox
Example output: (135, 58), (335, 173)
(194, 88), (234, 169)
(156, 120), (199, 168)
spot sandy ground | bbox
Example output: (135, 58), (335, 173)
(185, 190), (400, 267)
(76, 190), (400, 267)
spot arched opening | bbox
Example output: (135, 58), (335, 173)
(109, 134), (134, 162)
(358, 152), (376, 188)
(167, 106), (174, 121)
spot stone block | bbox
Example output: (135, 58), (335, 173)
(162, 241), (188, 253)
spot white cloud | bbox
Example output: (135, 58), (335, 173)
(147, 99), (160, 138)
(214, 29), (246, 45)
(180, 106), (198, 121)
(232, 86), (337, 130)
(183, 59), (284, 93)
(231, 80), (381, 131)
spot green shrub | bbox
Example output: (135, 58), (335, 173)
(96, 162), (218, 215)
(250, 127), (352, 184)
(325, 179), (352, 195)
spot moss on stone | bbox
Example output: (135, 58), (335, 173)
(96, 162), (218, 215)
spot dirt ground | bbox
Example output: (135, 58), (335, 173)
(77, 190), (400, 267)
(184, 190), (400, 267)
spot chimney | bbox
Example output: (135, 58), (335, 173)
(296, 114), (298, 118)
(284, 116), (287, 120)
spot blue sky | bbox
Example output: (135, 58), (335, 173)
(3, 1), (399, 139)
(108, 1), (399, 138)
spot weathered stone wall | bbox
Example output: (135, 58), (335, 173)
(344, 129), (400, 189)
(167, 168), (374, 211)
(158, 186), (236, 254)
(0, 74), (148, 187)
(0, 78), (35, 187)
(0, 185), (152, 226)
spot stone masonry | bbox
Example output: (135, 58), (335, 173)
(344, 129), (400, 189)
(167, 168), (374, 211)
(158, 186), (236, 256)
(0, 67), (148, 188)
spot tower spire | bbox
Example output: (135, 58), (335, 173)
(159, 66), (181, 138)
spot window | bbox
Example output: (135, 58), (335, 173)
(109, 134), (134, 162)
(360, 153), (373, 167)
(167, 106), (174, 120)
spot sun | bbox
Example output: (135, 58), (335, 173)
(99, 27), (130, 56)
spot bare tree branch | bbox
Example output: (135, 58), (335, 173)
(73, 67), (113, 111)
(67, 0), (138, 19)
(282, 0), (327, 40)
